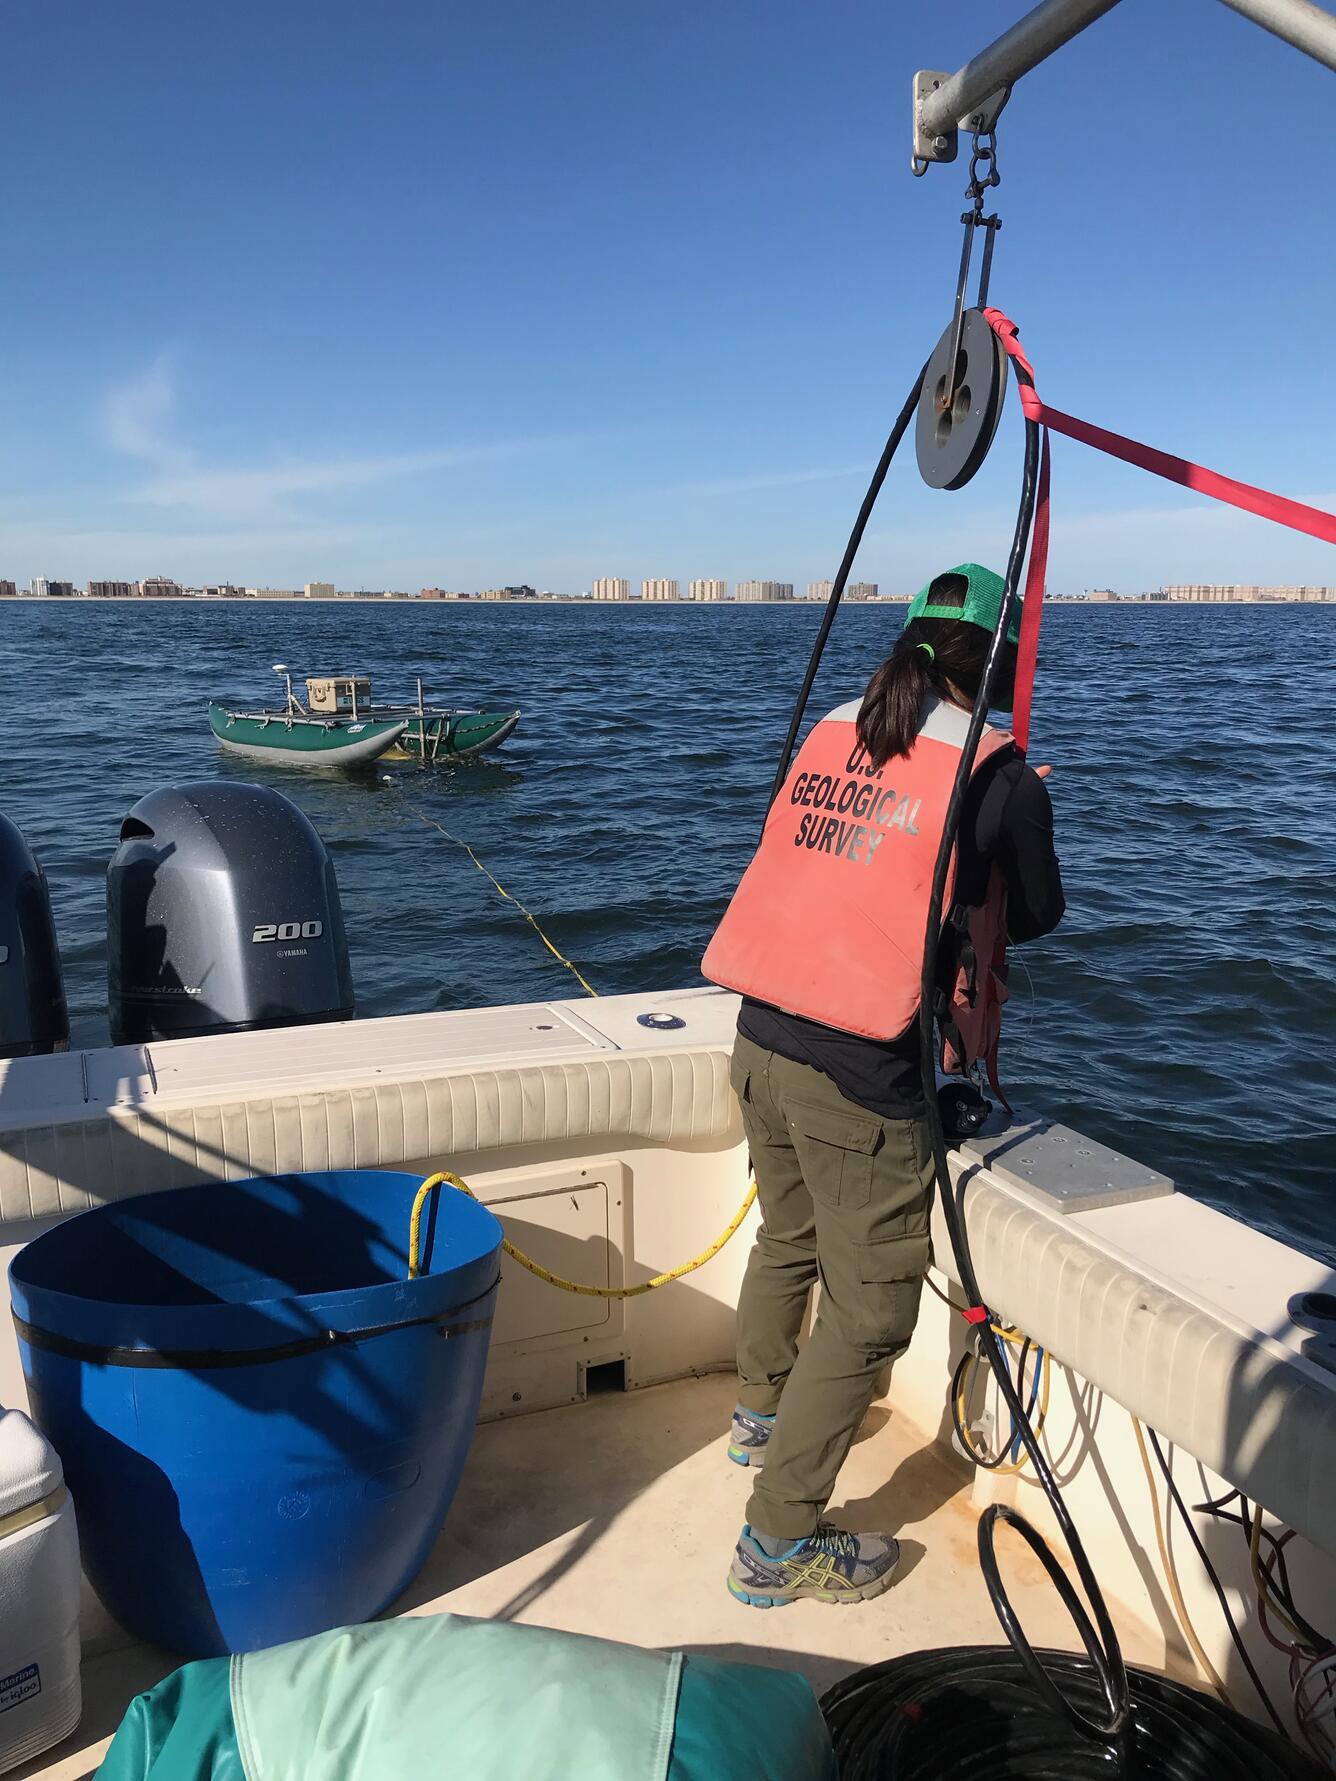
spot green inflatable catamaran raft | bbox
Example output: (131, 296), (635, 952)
(209, 669), (519, 770)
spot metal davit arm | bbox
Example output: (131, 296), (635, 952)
(915, 0), (1124, 154)
(1215, 0), (1336, 69)
(914, 0), (1336, 168)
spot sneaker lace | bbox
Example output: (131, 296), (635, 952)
(813, 1522), (860, 1561)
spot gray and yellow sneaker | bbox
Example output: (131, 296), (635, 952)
(727, 1522), (902, 1608)
(727, 1405), (775, 1468)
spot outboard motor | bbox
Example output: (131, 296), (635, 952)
(108, 782), (353, 1044)
(0, 813), (69, 1058)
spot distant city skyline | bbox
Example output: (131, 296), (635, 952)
(3, 2), (1333, 593)
(6, 574), (1335, 605)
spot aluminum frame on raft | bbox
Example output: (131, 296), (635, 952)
(913, 0), (1336, 168)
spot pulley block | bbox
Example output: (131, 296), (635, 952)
(916, 307), (1008, 490)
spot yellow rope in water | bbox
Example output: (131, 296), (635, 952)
(415, 810), (600, 998)
(408, 1169), (758, 1297)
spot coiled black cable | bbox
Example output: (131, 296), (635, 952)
(820, 1648), (1328, 1780)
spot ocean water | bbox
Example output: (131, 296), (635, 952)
(4, 597), (1333, 1263)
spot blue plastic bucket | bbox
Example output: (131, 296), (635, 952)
(9, 1169), (502, 1656)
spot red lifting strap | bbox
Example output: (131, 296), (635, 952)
(981, 304), (1336, 752)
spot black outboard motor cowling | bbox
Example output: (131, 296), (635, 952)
(0, 813), (69, 1058)
(108, 782), (353, 1044)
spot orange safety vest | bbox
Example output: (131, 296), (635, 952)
(703, 695), (1015, 1070)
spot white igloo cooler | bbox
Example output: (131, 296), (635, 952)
(0, 1407), (81, 1773)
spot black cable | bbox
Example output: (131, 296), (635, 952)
(765, 363), (928, 814)
(767, 325), (1302, 1772)
(1193, 1491), (1324, 1649)
(911, 391), (1132, 1749)
(1219, 1513), (1313, 1644)
(821, 1647), (1329, 1780)
(1196, 1487), (1243, 1516)
(948, 1331), (1033, 1471)
(949, 1343), (1011, 1468)
(765, 343), (1129, 1750)
(1146, 1427), (1290, 1738)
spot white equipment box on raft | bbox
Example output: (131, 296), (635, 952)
(0, 1407), (81, 1774)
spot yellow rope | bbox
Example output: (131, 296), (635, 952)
(415, 811), (599, 998)
(1132, 1417), (1230, 1700)
(402, 815), (756, 1293)
(408, 1169), (757, 1297)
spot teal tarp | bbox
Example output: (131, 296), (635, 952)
(232, 1618), (680, 1781)
(672, 1654), (837, 1781)
(96, 1658), (241, 1781)
(95, 1615), (836, 1781)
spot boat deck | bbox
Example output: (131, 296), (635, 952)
(25, 1372), (1183, 1780)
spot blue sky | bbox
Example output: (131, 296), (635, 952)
(3, 0), (1333, 594)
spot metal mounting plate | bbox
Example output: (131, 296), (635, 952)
(916, 308), (1009, 490)
(913, 71), (957, 166)
(960, 1118), (1175, 1215)
(913, 73), (1010, 169)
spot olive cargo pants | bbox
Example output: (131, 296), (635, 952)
(731, 1034), (934, 1541)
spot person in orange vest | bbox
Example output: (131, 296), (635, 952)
(702, 562), (1064, 1608)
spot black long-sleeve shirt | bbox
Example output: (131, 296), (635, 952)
(736, 746), (1064, 1117)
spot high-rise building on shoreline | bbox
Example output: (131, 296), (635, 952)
(641, 578), (679, 601)
(1159, 584), (1334, 602)
(592, 578), (629, 601)
(689, 579), (726, 601)
(735, 580), (793, 602)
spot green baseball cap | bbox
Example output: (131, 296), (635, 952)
(904, 562), (1020, 644)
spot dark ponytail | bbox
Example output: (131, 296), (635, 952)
(855, 573), (1016, 767)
